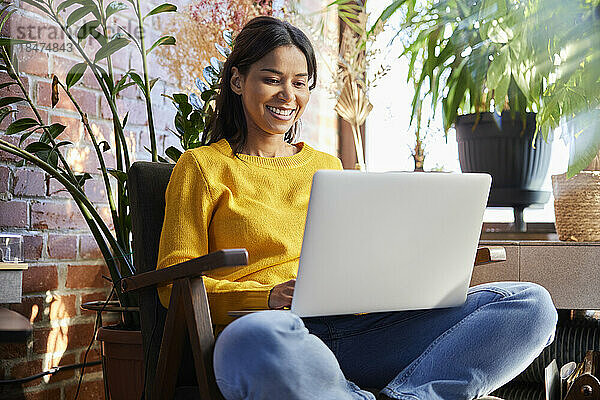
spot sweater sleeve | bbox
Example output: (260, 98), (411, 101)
(156, 151), (275, 324)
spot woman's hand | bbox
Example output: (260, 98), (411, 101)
(268, 279), (296, 309)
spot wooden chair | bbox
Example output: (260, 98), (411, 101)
(123, 161), (507, 400)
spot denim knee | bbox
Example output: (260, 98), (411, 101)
(213, 311), (307, 396)
(516, 282), (558, 346)
(214, 310), (305, 371)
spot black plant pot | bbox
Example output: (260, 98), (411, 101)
(456, 112), (552, 231)
(456, 112), (552, 189)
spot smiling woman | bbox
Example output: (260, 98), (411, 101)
(154, 15), (558, 400)
(201, 16), (318, 158)
(229, 45), (310, 157)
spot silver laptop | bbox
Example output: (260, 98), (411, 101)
(290, 170), (491, 317)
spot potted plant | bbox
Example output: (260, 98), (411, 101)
(0, 0), (178, 397)
(372, 0), (599, 231)
(383, 0), (551, 189)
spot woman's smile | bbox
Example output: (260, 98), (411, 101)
(265, 105), (296, 120)
(230, 45), (310, 137)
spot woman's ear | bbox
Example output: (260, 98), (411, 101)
(230, 67), (243, 95)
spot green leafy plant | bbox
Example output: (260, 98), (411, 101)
(0, 0), (178, 326)
(374, 0), (600, 177)
(163, 30), (233, 162)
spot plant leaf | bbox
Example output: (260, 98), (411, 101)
(66, 62), (88, 89)
(165, 146), (182, 162)
(57, 0), (88, 13)
(107, 168), (127, 183)
(77, 20), (100, 42)
(18, 0), (49, 14)
(0, 8), (17, 34)
(106, 1), (128, 19)
(128, 72), (146, 95)
(122, 112), (129, 129)
(66, 5), (93, 27)
(99, 140), (110, 152)
(214, 43), (231, 58)
(74, 172), (93, 186)
(0, 97), (25, 107)
(5, 118), (39, 135)
(47, 123), (67, 139)
(149, 77), (159, 91)
(94, 37), (130, 62)
(0, 107), (17, 126)
(146, 35), (175, 54)
(51, 75), (60, 108)
(25, 142), (52, 153)
(0, 38), (35, 46)
(144, 3), (177, 20)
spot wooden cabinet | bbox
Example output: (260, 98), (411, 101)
(471, 241), (600, 309)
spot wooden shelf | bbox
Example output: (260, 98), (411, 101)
(0, 262), (28, 270)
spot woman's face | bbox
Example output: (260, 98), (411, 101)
(231, 45), (310, 138)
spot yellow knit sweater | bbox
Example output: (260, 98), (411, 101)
(156, 138), (343, 329)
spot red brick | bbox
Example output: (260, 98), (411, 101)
(9, 358), (43, 387)
(0, 135), (21, 162)
(37, 81), (97, 117)
(13, 168), (46, 197)
(23, 234), (44, 261)
(109, 46), (134, 72)
(16, 106), (48, 126)
(31, 200), (87, 230)
(9, 13), (63, 47)
(65, 323), (96, 349)
(0, 73), (29, 98)
(0, 109), (14, 130)
(0, 200), (28, 227)
(81, 68), (102, 91)
(51, 54), (80, 83)
(66, 263), (109, 289)
(35, 80), (52, 108)
(98, 206), (113, 230)
(48, 294), (77, 321)
(48, 114), (83, 142)
(0, 165), (10, 193)
(47, 233), (77, 259)
(80, 349), (103, 373)
(32, 325), (68, 354)
(22, 265), (58, 293)
(101, 97), (147, 126)
(46, 177), (70, 198)
(0, 386), (61, 400)
(9, 295), (46, 323)
(48, 352), (76, 382)
(80, 290), (110, 306)
(152, 103), (176, 131)
(79, 235), (103, 259)
(82, 176), (108, 203)
(16, 47), (50, 78)
(0, 342), (28, 359)
(61, 143), (102, 174)
(64, 377), (105, 400)
(32, 323), (96, 355)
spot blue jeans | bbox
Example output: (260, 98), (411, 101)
(213, 282), (557, 400)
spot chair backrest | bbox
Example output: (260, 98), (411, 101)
(128, 161), (175, 397)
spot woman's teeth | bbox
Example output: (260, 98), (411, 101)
(266, 105), (294, 116)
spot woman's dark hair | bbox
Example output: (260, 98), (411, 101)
(202, 16), (317, 156)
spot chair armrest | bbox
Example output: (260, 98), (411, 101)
(121, 249), (248, 292)
(475, 246), (506, 266)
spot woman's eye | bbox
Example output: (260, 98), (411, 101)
(294, 81), (307, 88)
(265, 78), (279, 84)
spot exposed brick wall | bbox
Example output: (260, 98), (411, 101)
(0, 0), (184, 398)
(0, 1), (339, 399)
